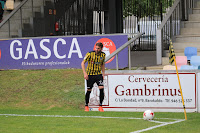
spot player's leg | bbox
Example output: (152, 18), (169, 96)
(85, 76), (94, 111)
(85, 89), (91, 111)
(98, 86), (104, 106)
(96, 75), (104, 112)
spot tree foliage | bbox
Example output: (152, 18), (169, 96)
(123, 0), (174, 18)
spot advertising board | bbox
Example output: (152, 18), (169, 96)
(0, 35), (128, 69)
(87, 73), (197, 112)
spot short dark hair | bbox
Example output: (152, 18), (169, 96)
(96, 42), (103, 48)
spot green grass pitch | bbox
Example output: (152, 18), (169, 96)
(0, 69), (200, 133)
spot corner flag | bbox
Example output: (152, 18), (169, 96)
(169, 40), (175, 64)
(169, 40), (187, 120)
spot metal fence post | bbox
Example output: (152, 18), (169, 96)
(116, 54), (119, 70)
(181, 0), (186, 20)
(8, 19), (10, 38)
(185, 0), (189, 20)
(32, 0), (34, 17)
(170, 16), (172, 38)
(128, 45), (131, 70)
(20, 8), (22, 30)
(156, 29), (162, 65)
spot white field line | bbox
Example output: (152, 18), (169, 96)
(130, 119), (185, 133)
(0, 114), (144, 120)
(0, 114), (185, 133)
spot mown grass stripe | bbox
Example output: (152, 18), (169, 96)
(0, 114), (185, 133)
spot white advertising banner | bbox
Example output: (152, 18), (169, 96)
(87, 73), (197, 112)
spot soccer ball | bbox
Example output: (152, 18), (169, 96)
(143, 110), (154, 120)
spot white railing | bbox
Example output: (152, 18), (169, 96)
(105, 32), (144, 70)
(156, 0), (196, 64)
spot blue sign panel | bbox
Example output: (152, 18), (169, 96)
(0, 35), (128, 69)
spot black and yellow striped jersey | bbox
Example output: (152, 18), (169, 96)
(83, 51), (106, 75)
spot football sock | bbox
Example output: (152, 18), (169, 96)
(99, 89), (104, 106)
(85, 90), (91, 106)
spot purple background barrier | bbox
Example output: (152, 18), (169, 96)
(0, 35), (128, 69)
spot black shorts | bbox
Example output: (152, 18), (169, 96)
(86, 74), (104, 89)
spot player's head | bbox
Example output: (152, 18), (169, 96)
(95, 42), (103, 55)
(96, 42), (103, 48)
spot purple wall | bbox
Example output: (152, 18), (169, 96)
(0, 35), (128, 69)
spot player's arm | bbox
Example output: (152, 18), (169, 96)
(81, 60), (88, 80)
(102, 53), (106, 79)
(81, 52), (90, 80)
(102, 63), (105, 79)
